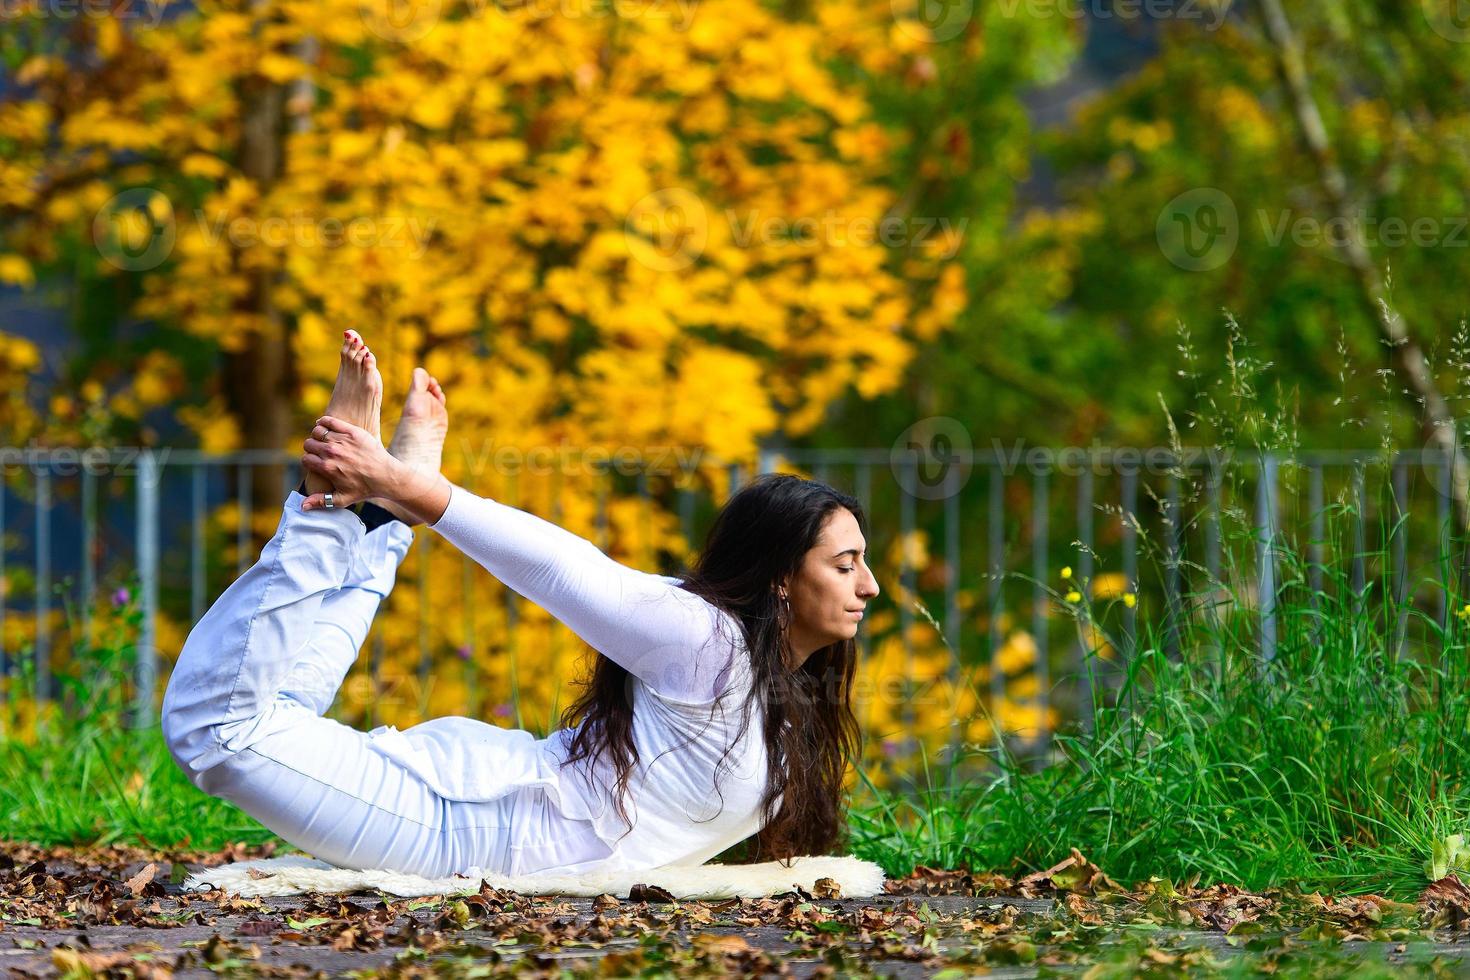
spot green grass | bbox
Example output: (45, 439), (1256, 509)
(847, 485), (1470, 901)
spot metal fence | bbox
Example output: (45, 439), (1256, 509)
(0, 445), (1464, 743)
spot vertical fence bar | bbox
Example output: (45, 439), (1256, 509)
(988, 463), (1005, 732)
(467, 473), (485, 719)
(0, 479), (6, 686)
(1256, 453), (1278, 665)
(1351, 463), (1367, 612)
(1206, 455), (1221, 585)
(1120, 465), (1138, 661)
(81, 468), (96, 644)
(679, 481), (695, 555)
(1075, 466), (1095, 731)
(600, 462), (612, 549)
(550, 465), (564, 721)
(1391, 454), (1408, 658)
(1030, 467), (1049, 752)
(191, 465), (206, 625)
(943, 464), (960, 759)
(236, 464), (251, 577)
(135, 450), (159, 727)
(417, 531), (431, 718)
(1308, 463), (1324, 600)
(637, 470), (651, 570)
(1308, 462), (1324, 647)
(369, 633), (384, 729)
(857, 462), (871, 650)
(1164, 472), (1181, 661)
(898, 456), (916, 747)
(1440, 451), (1453, 633)
(34, 467), (50, 703)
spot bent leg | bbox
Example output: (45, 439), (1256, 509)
(162, 490), (366, 786)
(275, 520), (415, 717)
(196, 699), (516, 878)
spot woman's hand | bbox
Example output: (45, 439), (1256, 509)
(300, 415), (400, 511)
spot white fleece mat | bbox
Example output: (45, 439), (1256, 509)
(182, 854), (886, 900)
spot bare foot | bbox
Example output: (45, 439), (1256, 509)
(306, 330), (383, 496)
(371, 367), (448, 524)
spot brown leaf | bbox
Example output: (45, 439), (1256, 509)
(627, 882), (676, 903)
(245, 868), (274, 880)
(691, 933), (753, 955)
(125, 862), (158, 896)
(813, 877), (842, 899)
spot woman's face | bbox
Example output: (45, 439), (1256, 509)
(781, 508), (880, 664)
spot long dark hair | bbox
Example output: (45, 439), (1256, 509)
(556, 473), (866, 863)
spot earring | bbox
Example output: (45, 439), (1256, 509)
(777, 592), (791, 631)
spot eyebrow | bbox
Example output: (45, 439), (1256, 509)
(832, 548), (866, 559)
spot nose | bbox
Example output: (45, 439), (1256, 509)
(859, 569), (879, 599)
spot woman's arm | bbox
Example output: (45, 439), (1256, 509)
(295, 420), (739, 700)
(428, 483), (743, 704)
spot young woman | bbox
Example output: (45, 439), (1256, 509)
(161, 331), (880, 879)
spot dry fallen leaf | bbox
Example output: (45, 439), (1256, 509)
(124, 862), (158, 896)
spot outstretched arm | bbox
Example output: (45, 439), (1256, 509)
(428, 483), (744, 704)
(295, 418), (741, 701)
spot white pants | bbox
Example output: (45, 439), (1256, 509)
(160, 491), (611, 879)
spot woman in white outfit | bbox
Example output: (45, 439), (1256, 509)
(162, 333), (880, 879)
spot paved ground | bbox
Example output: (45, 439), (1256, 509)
(5, 845), (1470, 976)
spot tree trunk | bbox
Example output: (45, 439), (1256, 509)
(1255, 0), (1470, 538)
(223, 70), (291, 536)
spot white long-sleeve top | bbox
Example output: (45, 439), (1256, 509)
(360, 483), (770, 872)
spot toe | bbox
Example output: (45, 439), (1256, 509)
(411, 367), (430, 389)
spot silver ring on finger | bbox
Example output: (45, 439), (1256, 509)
(323, 492), (335, 510)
